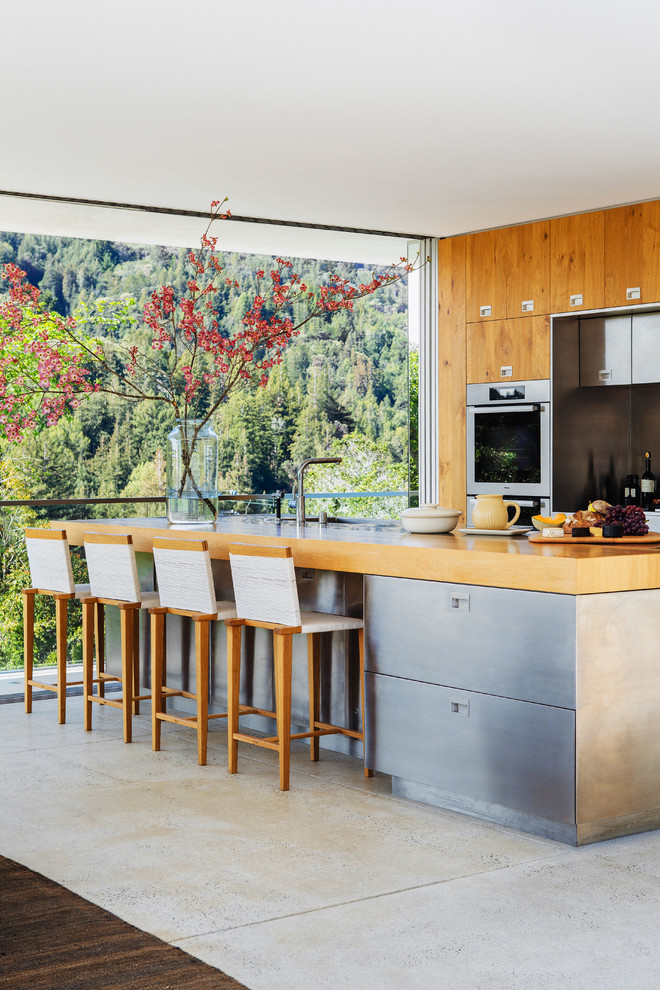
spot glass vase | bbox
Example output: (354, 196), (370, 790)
(166, 419), (219, 524)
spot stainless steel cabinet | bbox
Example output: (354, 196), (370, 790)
(632, 312), (660, 383)
(365, 672), (576, 823)
(579, 314), (631, 387)
(578, 311), (660, 387)
(364, 575), (578, 833)
(365, 575), (575, 708)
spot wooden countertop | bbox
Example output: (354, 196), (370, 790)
(52, 517), (660, 595)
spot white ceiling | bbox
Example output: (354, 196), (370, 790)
(2, 0), (660, 260)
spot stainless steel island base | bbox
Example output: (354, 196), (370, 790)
(365, 575), (660, 845)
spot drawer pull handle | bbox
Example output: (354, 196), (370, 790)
(450, 594), (470, 611)
(451, 700), (470, 716)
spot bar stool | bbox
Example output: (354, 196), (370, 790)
(149, 538), (238, 765)
(81, 533), (158, 743)
(23, 528), (93, 724)
(226, 543), (373, 791)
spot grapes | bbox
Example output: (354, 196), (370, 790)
(603, 504), (649, 536)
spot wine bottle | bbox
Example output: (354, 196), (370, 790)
(642, 451), (656, 509)
(625, 474), (640, 506)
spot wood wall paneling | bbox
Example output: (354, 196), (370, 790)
(550, 211), (605, 313)
(437, 236), (467, 519)
(466, 315), (550, 384)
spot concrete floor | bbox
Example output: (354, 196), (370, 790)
(2, 693), (660, 990)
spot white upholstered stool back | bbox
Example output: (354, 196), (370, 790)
(152, 538), (217, 614)
(228, 544), (301, 627)
(23, 528), (91, 725)
(84, 533), (141, 602)
(149, 537), (238, 767)
(25, 528), (75, 594)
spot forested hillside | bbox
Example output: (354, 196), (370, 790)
(0, 230), (412, 502)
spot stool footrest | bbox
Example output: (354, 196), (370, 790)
(313, 720), (364, 741)
(161, 687), (195, 702)
(232, 731), (279, 752)
(89, 695), (123, 711)
(27, 678), (83, 692)
(89, 691), (151, 710)
(156, 710), (198, 727)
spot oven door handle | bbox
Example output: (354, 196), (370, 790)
(470, 403), (541, 413)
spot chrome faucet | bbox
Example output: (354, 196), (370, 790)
(295, 457), (342, 525)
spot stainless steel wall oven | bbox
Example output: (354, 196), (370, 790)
(466, 379), (551, 523)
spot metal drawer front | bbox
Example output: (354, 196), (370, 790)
(365, 673), (576, 824)
(365, 575), (575, 708)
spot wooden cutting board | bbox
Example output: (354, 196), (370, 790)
(528, 532), (660, 545)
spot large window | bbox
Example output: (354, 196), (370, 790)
(0, 228), (417, 517)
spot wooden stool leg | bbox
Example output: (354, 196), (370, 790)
(82, 599), (95, 732)
(195, 618), (209, 766)
(151, 611), (165, 752)
(132, 608), (140, 716)
(226, 623), (242, 775)
(274, 630), (293, 792)
(23, 590), (35, 714)
(95, 602), (105, 698)
(359, 627), (373, 778)
(308, 632), (321, 762)
(55, 596), (68, 724)
(120, 608), (134, 744)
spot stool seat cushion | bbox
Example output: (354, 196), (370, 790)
(299, 611), (364, 635)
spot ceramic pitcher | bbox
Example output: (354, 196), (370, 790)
(472, 494), (521, 530)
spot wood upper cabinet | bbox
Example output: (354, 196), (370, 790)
(604, 200), (660, 307)
(550, 211), (604, 313)
(466, 220), (550, 322)
(466, 228), (508, 322)
(506, 221), (550, 318)
(467, 315), (550, 384)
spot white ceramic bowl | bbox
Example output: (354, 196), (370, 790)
(400, 504), (462, 534)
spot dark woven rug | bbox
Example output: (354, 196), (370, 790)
(0, 855), (249, 989)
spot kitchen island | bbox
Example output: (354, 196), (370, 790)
(55, 517), (660, 845)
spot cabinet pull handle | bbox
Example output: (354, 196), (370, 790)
(480, 305), (492, 317)
(521, 299), (534, 312)
(451, 700), (470, 716)
(598, 369), (612, 382)
(450, 594), (470, 611)
(626, 287), (641, 301)
(500, 365), (513, 378)
(570, 293), (583, 307)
